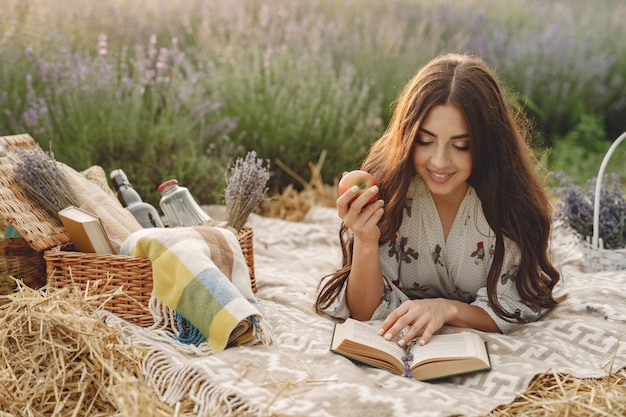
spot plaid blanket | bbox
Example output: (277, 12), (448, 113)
(120, 225), (272, 352)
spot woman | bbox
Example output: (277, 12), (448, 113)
(315, 53), (561, 347)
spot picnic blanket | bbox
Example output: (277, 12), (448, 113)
(120, 225), (272, 352)
(106, 206), (626, 417)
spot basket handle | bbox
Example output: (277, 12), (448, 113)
(592, 131), (626, 249)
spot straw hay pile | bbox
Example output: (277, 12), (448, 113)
(0, 282), (181, 416)
(260, 151), (339, 221)
(488, 368), (626, 416)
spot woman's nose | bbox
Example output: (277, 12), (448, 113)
(430, 144), (449, 168)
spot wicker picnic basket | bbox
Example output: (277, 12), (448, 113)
(0, 134), (257, 326)
(236, 227), (257, 292)
(0, 236), (46, 296)
(582, 131), (626, 273)
(44, 227), (256, 327)
(0, 134), (67, 295)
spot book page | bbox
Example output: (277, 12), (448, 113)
(410, 332), (486, 367)
(59, 206), (97, 223)
(331, 319), (406, 368)
(412, 333), (466, 360)
(348, 320), (406, 359)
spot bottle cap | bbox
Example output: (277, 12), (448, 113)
(109, 168), (126, 180)
(110, 169), (131, 189)
(157, 179), (179, 193)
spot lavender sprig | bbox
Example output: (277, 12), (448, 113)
(401, 339), (417, 379)
(553, 172), (626, 249)
(12, 145), (80, 220)
(224, 151), (270, 231)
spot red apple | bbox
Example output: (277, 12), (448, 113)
(338, 170), (379, 205)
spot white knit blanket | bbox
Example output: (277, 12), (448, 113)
(106, 206), (626, 417)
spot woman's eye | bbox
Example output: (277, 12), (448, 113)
(453, 141), (470, 151)
(416, 135), (433, 145)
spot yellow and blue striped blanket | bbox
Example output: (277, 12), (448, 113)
(120, 225), (272, 352)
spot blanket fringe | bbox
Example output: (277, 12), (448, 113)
(143, 349), (259, 416)
(251, 316), (276, 348)
(146, 294), (178, 331)
(174, 312), (207, 346)
(103, 311), (262, 416)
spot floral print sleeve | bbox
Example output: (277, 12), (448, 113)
(370, 248), (411, 321)
(317, 276), (351, 320)
(316, 245), (409, 322)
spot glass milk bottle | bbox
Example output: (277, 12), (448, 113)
(157, 179), (212, 227)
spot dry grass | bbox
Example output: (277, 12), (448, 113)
(259, 150), (338, 221)
(0, 282), (182, 416)
(486, 368), (626, 416)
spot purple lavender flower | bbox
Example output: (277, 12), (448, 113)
(22, 108), (38, 127)
(401, 351), (414, 379)
(224, 151), (270, 231)
(97, 34), (108, 56)
(553, 172), (626, 249)
(12, 145), (80, 221)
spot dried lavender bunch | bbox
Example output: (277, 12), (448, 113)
(224, 151), (270, 231)
(553, 172), (626, 249)
(13, 145), (80, 220)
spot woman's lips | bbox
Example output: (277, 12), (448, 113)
(428, 169), (454, 184)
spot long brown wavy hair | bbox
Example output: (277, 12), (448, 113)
(315, 53), (561, 323)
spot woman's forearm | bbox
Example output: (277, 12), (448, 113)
(446, 300), (501, 333)
(345, 240), (385, 320)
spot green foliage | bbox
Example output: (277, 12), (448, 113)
(547, 115), (626, 188)
(203, 48), (383, 188)
(1, 26), (238, 206)
(1, 0), (625, 204)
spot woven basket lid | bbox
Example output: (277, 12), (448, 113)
(0, 134), (70, 252)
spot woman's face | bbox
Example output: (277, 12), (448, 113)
(412, 104), (472, 206)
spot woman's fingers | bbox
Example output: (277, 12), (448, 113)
(378, 300), (447, 346)
(338, 185), (380, 213)
(378, 304), (410, 341)
(338, 188), (384, 233)
(416, 326), (435, 346)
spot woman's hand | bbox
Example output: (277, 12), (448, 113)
(378, 299), (454, 347)
(378, 298), (501, 346)
(336, 181), (384, 243)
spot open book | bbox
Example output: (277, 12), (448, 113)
(331, 318), (491, 381)
(58, 206), (114, 254)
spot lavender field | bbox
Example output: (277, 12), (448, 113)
(1, 0), (625, 205)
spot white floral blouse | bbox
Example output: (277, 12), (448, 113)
(322, 176), (540, 333)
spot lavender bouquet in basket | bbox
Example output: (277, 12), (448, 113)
(13, 145), (80, 222)
(224, 151), (270, 231)
(553, 171), (626, 250)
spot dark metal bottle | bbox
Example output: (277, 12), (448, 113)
(110, 169), (164, 228)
